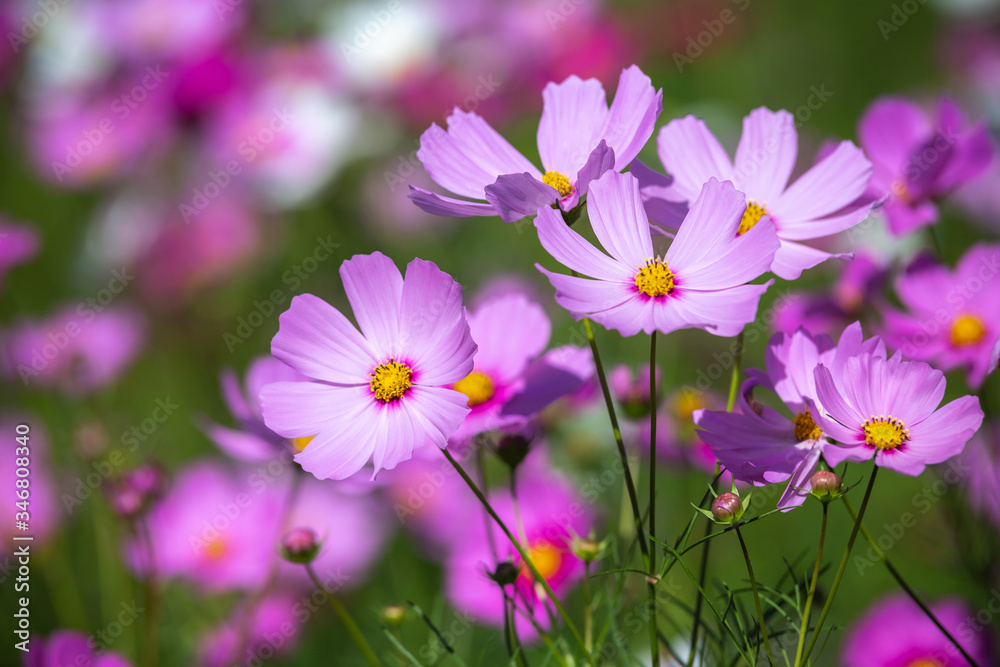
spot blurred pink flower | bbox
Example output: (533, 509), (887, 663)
(2, 305), (145, 395)
(23, 630), (131, 667)
(198, 594), (300, 667)
(0, 219), (39, 291)
(842, 593), (993, 667)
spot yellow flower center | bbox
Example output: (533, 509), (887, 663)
(791, 411), (822, 442)
(950, 314), (985, 347)
(634, 258), (675, 298)
(542, 170), (574, 198)
(369, 359), (413, 403)
(521, 541), (562, 581)
(907, 660), (942, 667)
(452, 371), (495, 407)
(863, 415), (909, 450)
(205, 537), (227, 560)
(672, 391), (705, 423)
(290, 436), (314, 453)
(737, 200), (768, 236)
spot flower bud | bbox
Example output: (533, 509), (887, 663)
(572, 537), (604, 563)
(496, 433), (531, 470)
(809, 470), (843, 502)
(380, 604), (408, 627)
(281, 527), (319, 564)
(610, 365), (661, 419)
(711, 492), (743, 524)
(489, 561), (520, 587)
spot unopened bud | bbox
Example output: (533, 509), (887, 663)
(489, 561), (520, 587)
(381, 604), (407, 627)
(496, 433), (532, 470)
(572, 537), (603, 563)
(711, 492), (742, 524)
(810, 470), (843, 502)
(281, 527), (319, 564)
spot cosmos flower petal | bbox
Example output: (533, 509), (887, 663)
(904, 395), (984, 467)
(656, 115), (734, 201)
(673, 282), (773, 338)
(340, 252), (404, 357)
(883, 195), (939, 236)
(776, 447), (823, 511)
(599, 65), (662, 171)
(858, 97), (933, 175)
(370, 403), (421, 476)
(936, 119), (995, 193)
(678, 216), (779, 290)
(407, 186), (499, 217)
(573, 140), (616, 201)
(813, 364), (865, 440)
(537, 75), (608, 176)
(201, 419), (277, 462)
(886, 360), (946, 424)
(771, 240), (852, 281)
(733, 108), (797, 204)
(399, 258), (476, 386)
(664, 178), (746, 270)
(404, 385), (472, 449)
(536, 266), (634, 316)
(629, 158), (689, 230)
(484, 172), (560, 223)
(776, 190), (880, 240)
(773, 141), (872, 226)
(417, 111), (539, 199)
(260, 382), (370, 441)
(294, 406), (384, 481)
(534, 206), (631, 280)
(271, 294), (377, 384)
(500, 345), (594, 418)
(469, 294), (550, 383)
(587, 170), (655, 266)
(220, 368), (252, 422)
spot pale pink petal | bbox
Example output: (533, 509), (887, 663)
(534, 206), (631, 281)
(408, 186), (498, 217)
(271, 294), (377, 384)
(656, 115), (734, 201)
(772, 141), (872, 225)
(672, 282), (773, 338)
(665, 178), (746, 271)
(536, 266), (634, 315)
(599, 65), (662, 171)
(260, 381), (371, 440)
(677, 216), (779, 290)
(201, 421), (276, 461)
(538, 75), (608, 176)
(405, 385), (472, 449)
(771, 240), (852, 280)
(587, 171), (654, 266)
(858, 97), (932, 175)
(340, 252), (403, 357)
(733, 108), (797, 204)
(469, 294), (550, 383)
(484, 172), (559, 223)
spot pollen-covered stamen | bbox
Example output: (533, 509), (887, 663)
(369, 359), (413, 403)
(453, 371), (494, 407)
(792, 410), (822, 441)
(542, 170), (574, 198)
(634, 257), (675, 298)
(950, 314), (985, 347)
(738, 200), (768, 236)
(863, 415), (909, 450)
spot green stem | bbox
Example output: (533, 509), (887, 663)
(735, 526), (774, 666)
(441, 448), (593, 664)
(801, 466), (879, 664)
(138, 519), (160, 667)
(793, 502), (828, 667)
(726, 331), (744, 412)
(648, 331), (660, 667)
(304, 563), (382, 667)
(842, 496), (980, 667)
(583, 561), (594, 654)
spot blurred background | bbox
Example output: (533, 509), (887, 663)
(2, 0), (1000, 665)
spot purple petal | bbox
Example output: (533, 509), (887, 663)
(261, 381), (371, 441)
(665, 178), (746, 271)
(883, 196), (939, 236)
(776, 447), (823, 511)
(536, 266), (634, 316)
(404, 385), (472, 450)
(399, 258), (476, 386)
(672, 282), (774, 338)
(220, 368), (252, 422)
(340, 252), (403, 357)
(813, 364), (864, 439)
(678, 216), (779, 290)
(656, 115), (734, 201)
(905, 395), (984, 466)
(733, 108), (797, 204)
(271, 294), (377, 384)
(574, 140), (616, 199)
(858, 97), (932, 175)
(533, 206), (631, 280)
(587, 171), (654, 266)
(500, 345), (594, 418)
(538, 75), (608, 176)
(417, 111), (539, 199)
(201, 419), (277, 462)
(630, 159), (689, 230)
(408, 186), (497, 217)
(599, 65), (662, 171)
(484, 173), (559, 223)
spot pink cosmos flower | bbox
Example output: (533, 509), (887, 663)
(695, 328), (841, 509)
(125, 461), (287, 591)
(610, 363), (661, 418)
(409, 65), (661, 222)
(449, 293), (594, 445)
(880, 244), (1000, 389)
(260, 252), (477, 480)
(445, 458), (593, 639)
(199, 594), (300, 667)
(202, 355), (310, 462)
(841, 593), (993, 667)
(0, 220), (39, 291)
(1, 305), (145, 395)
(858, 96), (995, 237)
(24, 630), (131, 667)
(534, 171), (778, 337)
(814, 326), (984, 476)
(637, 107), (876, 279)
